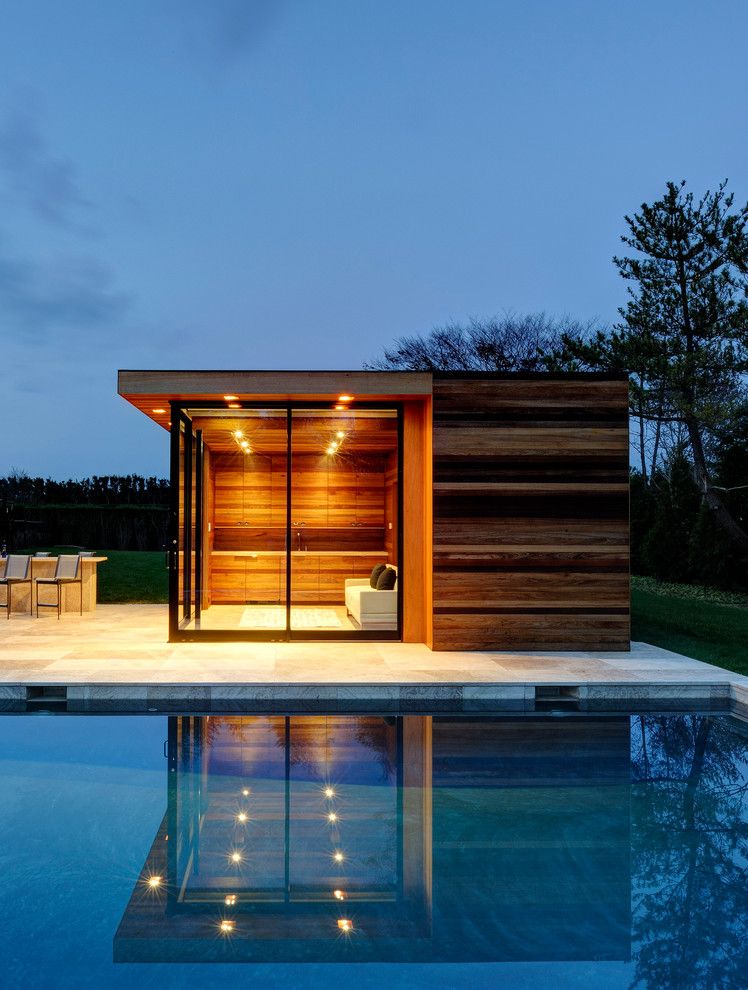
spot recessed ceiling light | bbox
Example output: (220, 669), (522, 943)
(337, 919), (353, 932)
(152, 408), (166, 414)
(338, 394), (354, 402)
(147, 875), (162, 888)
(220, 920), (235, 934)
(233, 430), (244, 439)
(224, 394), (238, 401)
(336, 431), (345, 438)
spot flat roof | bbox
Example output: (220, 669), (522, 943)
(118, 369), (628, 430)
(118, 369), (434, 429)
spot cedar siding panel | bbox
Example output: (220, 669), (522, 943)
(431, 377), (630, 651)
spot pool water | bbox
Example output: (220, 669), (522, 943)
(0, 712), (746, 989)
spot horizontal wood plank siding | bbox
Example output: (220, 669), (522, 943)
(431, 377), (630, 651)
(211, 452), (387, 546)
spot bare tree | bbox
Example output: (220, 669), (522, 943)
(365, 312), (594, 372)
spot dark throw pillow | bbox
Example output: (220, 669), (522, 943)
(376, 566), (397, 591)
(369, 563), (387, 588)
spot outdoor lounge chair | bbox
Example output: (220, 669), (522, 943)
(35, 555), (83, 618)
(0, 555), (33, 618)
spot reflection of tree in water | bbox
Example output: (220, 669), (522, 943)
(354, 717), (397, 781)
(204, 714), (281, 747)
(631, 715), (748, 990)
(201, 716), (395, 780)
(264, 716), (395, 780)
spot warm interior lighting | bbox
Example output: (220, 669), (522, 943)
(220, 919), (235, 934)
(333, 889), (346, 901)
(225, 894), (237, 906)
(147, 875), (162, 888)
(236, 812), (248, 823)
(337, 918), (353, 932)
(233, 430), (244, 439)
(228, 403), (241, 409)
(336, 431), (345, 438)
(327, 812), (338, 823)
(338, 394), (354, 402)
(333, 851), (344, 863)
(230, 851), (242, 863)
(242, 788), (251, 796)
(224, 395), (238, 401)
(152, 408), (166, 414)
(334, 404), (345, 410)
(324, 787), (335, 799)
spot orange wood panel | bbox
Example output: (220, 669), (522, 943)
(402, 398), (432, 646)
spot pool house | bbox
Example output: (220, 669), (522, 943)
(118, 370), (630, 650)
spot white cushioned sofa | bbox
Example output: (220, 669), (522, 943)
(344, 565), (398, 630)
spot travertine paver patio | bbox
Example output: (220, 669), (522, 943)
(0, 605), (746, 711)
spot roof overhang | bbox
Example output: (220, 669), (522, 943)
(118, 370), (433, 429)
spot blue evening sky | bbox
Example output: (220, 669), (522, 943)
(1, 0), (745, 477)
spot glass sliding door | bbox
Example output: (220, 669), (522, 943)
(170, 402), (401, 641)
(289, 407), (400, 636)
(170, 412), (201, 636)
(179, 407), (289, 636)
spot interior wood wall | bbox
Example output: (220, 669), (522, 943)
(384, 450), (398, 564)
(202, 444), (214, 607)
(431, 377), (630, 651)
(211, 452), (387, 551)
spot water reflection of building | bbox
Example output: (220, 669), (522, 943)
(115, 715), (630, 963)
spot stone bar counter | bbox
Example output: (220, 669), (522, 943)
(0, 556), (108, 614)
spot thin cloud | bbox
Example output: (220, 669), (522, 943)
(0, 242), (130, 338)
(0, 100), (94, 231)
(179, 0), (285, 62)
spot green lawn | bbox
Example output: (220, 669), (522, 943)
(632, 578), (748, 677)
(95, 550), (168, 603)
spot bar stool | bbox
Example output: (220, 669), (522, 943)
(35, 555), (83, 618)
(0, 555), (32, 618)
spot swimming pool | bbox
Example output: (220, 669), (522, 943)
(0, 712), (746, 988)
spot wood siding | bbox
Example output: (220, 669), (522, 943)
(431, 377), (630, 651)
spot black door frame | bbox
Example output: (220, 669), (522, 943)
(168, 400), (404, 643)
(169, 414), (204, 640)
